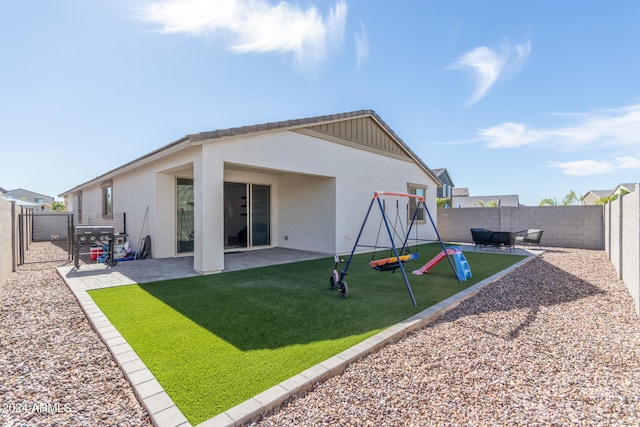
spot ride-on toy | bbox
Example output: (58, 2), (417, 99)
(329, 255), (348, 299)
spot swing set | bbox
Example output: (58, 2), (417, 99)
(336, 191), (460, 306)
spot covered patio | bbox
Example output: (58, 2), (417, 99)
(57, 247), (329, 290)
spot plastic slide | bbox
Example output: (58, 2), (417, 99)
(412, 248), (460, 275)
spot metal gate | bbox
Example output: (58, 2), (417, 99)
(18, 212), (73, 264)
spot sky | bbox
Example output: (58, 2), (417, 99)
(1, 0), (639, 206)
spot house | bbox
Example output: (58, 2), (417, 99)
(581, 190), (612, 205)
(452, 187), (469, 197)
(448, 187), (520, 207)
(613, 183), (637, 195)
(451, 194), (520, 208)
(581, 183), (638, 205)
(60, 110), (442, 274)
(3, 188), (54, 206)
(432, 168), (454, 199)
(2, 188), (55, 211)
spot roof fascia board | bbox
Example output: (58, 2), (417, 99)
(188, 111), (375, 145)
(59, 136), (192, 196)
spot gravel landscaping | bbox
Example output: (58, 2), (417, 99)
(0, 262), (151, 427)
(252, 248), (640, 426)
(1, 248), (639, 426)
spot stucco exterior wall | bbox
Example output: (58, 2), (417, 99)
(64, 128), (439, 273)
(437, 205), (605, 250)
(65, 145), (200, 260)
(276, 174), (336, 254)
(209, 131), (438, 257)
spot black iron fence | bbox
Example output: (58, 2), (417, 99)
(17, 212), (127, 265)
(18, 212), (73, 264)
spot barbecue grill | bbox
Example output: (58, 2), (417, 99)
(74, 226), (116, 267)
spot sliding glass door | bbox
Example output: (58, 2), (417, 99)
(251, 185), (270, 246)
(224, 182), (270, 250)
(177, 178), (194, 253)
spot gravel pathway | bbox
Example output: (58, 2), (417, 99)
(252, 248), (640, 426)
(0, 262), (151, 427)
(1, 248), (639, 427)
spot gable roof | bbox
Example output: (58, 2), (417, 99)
(581, 190), (612, 200)
(431, 168), (454, 187)
(581, 183), (638, 202)
(613, 183), (637, 193)
(4, 188), (54, 203)
(61, 110), (440, 196)
(188, 109), (438, 181)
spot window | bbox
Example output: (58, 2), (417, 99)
(102, 181), (113, 218)
(408, 185), (426, 222)
(77, 191), (83, 222)
(443, 184), (451, 198)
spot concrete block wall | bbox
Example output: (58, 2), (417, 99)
(0, 198), (17, 290)
(437, 205), (605, 250)
(605, 187), (640, 315)
(607, 199), (623, 275)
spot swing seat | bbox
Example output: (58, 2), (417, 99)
(369, 253), (417, 271)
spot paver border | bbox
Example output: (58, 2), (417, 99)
(58, 248), (537, 427)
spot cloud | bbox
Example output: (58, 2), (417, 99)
(447, 41), (530, 105)
(451, 103), (640, 177)
(550, 160), (615, 176)
(354, 20), (369, 69)
(139, 0), (348, 71)
(478, 103), (640, 149)
(551, 156), (640, 176)
(616, 155), (640, 170)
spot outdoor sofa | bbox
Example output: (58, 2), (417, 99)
(470, 228), (516, 252)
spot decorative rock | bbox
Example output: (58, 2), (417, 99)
(251, 249), (640, 426)
(0, 262), (151, 426)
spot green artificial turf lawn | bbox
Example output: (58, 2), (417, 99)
(89, 244), (525, 424)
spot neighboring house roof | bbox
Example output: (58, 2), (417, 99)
(451, 195), (520, 208)
(452, 187), (469, 197)
(613, 183), (638, 194)
(581, 190), (612, 203)
(581, 183), (638, 205)
(4, 188), (54, 204)
(2, 196), (41, 207)
(0, 187), (6, 195)
(431, 168), (454, 187)
(583, 190), (612, 198)
(60, 110), (441, 196)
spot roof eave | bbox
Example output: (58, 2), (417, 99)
(59, 135), (192, 197)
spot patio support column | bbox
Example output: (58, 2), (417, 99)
(193, 150), (224, 274)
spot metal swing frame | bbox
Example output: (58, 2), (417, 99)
(340, 191), (459, 306)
